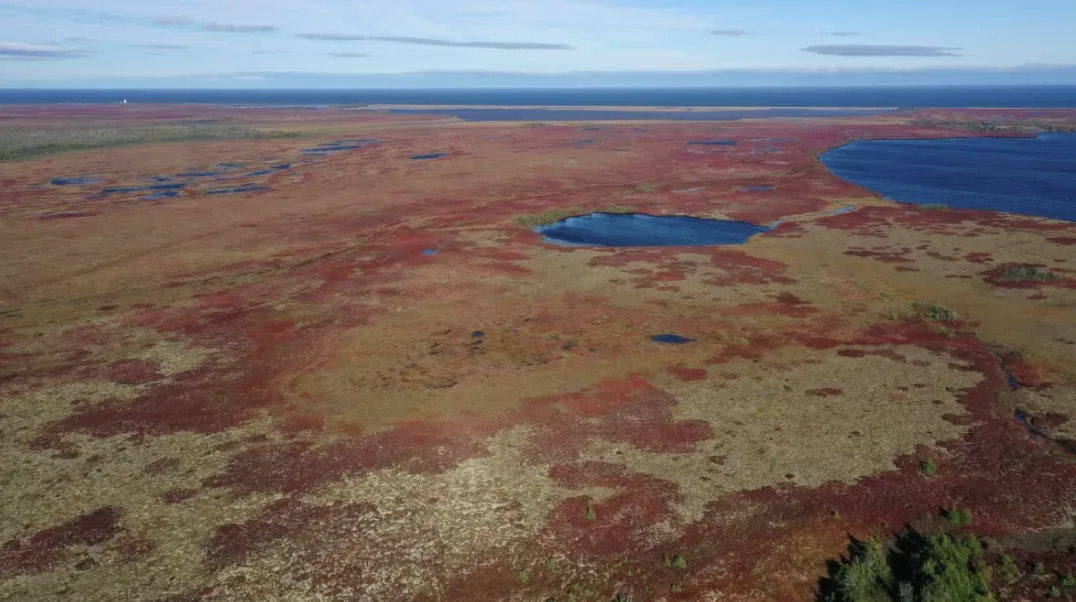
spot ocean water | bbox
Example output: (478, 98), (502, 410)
(2, 86), (1076, 107)
(822, 133), (1076, 221)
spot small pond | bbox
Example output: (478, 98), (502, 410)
(205, 184), (269, 195)
(822, 133), (1076, 221)
(536, 213), (770, 247)
(51, 176), (100, 186)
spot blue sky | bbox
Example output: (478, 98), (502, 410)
(2, 0), (1076, 86)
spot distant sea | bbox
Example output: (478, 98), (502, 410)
(2, 86), (1076, 107)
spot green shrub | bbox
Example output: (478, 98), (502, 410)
(920, 460), (937, 477)
(919, 204), (948, 211)
(943, 509), (973, 527)
(998, 266), (1060, 283)
(999, 555), (1021, 585)
(913, 533), (992, 601)
(825, 538), (894, 602)
(912, 303), (958, 322)
(821, 532), (994, 602)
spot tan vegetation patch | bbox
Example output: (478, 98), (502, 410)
(579, 345), (981, 524)
(519, 248), (780, 307)
(138, 339), (217, 377)
(208, 428), (612, 602)
(286, 296), (700, 431)
(753, 217), (1076, 379)
(0, 400), (281, 601)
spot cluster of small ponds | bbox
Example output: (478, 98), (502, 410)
(43, 137), (454, 213)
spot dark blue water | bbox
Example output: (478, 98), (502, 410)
(822, 133), (1076, 221)
(95, 183), (185, 195)
(537, 213), (770, 246)
(51, 176), (100, 186)
(4, 87), (1076, 108)
(141, 191), (181, 201)
(689, 140), (737, 146)
(205, 184), (269, 195)
(651, 334), (695, 344)
(411, 153), (447, 160)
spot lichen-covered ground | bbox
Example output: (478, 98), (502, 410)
(1, 106), (1074, 601)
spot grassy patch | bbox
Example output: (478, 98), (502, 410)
(997, 265), (1061, 283)
(515, 205), (637, 227)
(663, 555), (688, 569)
(821, 531), (993, 602)
(912, 302), (958, 322)
(0, 124), (300, 162)
(919, 203), (949, 211)
(514, 207), (585, 227)
(636, 184), (658, 193)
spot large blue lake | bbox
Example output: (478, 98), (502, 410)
(822, 133), (1076, 222)
(537, 213), (770, 246)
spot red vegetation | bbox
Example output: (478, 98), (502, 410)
(0, 507), (122, 578)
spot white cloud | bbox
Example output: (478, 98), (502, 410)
(0, 41), (87, 59)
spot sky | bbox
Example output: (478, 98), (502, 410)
(2, 0), (1076, 87)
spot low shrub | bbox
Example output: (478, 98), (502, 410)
(911, 303), (958, 322)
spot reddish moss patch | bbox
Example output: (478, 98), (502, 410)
(667, 365), (708, 381)
(109, 535), (157, 563)
(205, 419), (497, 494)
(205, 498), (377, 571)
(161, 488), (199, 504)
(965, 252), (993, 264)
(0, 507), (122, 577)
(42, 377), (265, 440)
(543, 474), (682, 557)
(101, 359), (163, 385)
(805, 388), (843, 397)
(844, 246), (915, 263)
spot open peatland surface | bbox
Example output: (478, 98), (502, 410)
(1, 105), (1075, 602)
